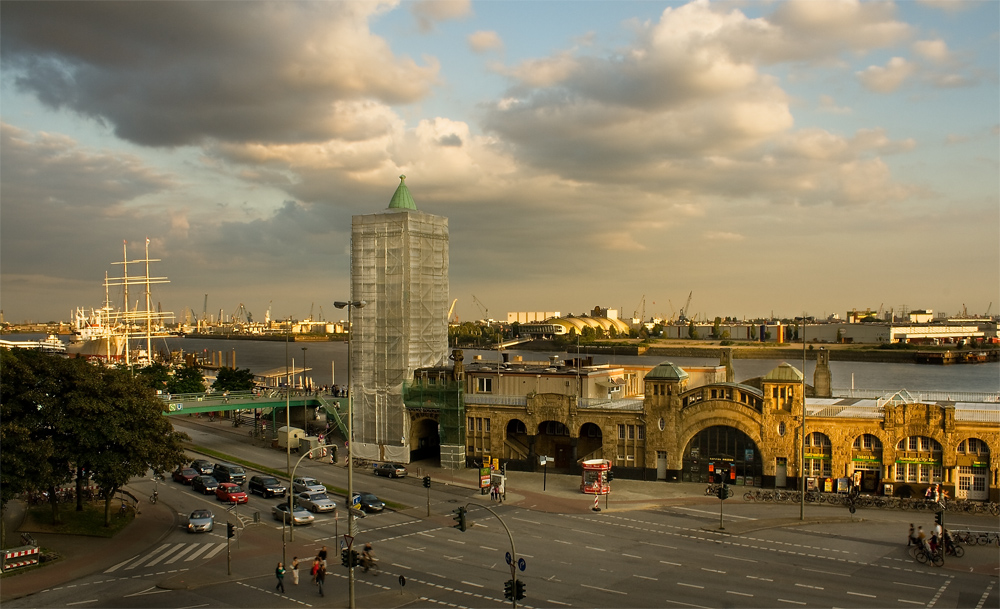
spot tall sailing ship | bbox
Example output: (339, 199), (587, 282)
(67, 239), (173, 366)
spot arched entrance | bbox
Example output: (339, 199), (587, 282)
(409, 418), (440, 462)
(537, 420), (573, 468)
(682, 425), (763, 485)
(578, 423), (603, 461)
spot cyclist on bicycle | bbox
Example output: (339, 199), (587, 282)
(360, 543), (375, 572)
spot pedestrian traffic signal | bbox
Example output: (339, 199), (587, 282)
(515, 579), (526, 600)
(227, 522), (235, 538)
(423, 475), (431, 488)
(341, 548), (350, 568)
(503, 579), (514, 600)
(452, 506), (468, 532)
(934, 511), (944, 526)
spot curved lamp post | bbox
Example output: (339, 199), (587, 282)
(333, 299), (366, 609)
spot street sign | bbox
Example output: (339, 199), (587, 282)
(518, 557), (526, 572)
(352, 495), (361, 507)
(399, 575), (406, 587)
(344, 534), (354, 548)
(505, 551), (512, 566)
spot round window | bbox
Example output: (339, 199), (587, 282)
(658, 417), (665, 431)
(778, 421), (786, 436)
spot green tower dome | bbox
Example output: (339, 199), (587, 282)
(387, 175), (417, 210)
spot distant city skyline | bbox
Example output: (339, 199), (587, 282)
(1, 1), (997, 324)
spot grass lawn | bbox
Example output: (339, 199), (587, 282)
(21, 501), (134, 538)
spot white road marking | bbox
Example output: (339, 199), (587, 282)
(546, 600), (571, 606)
(661, 560), (682, 566)
(66, 600), (98, 606)
(183, 544), (212, 561)
(894, 582), (936, 590)
(795, 583), (823, 590)
(897, 600), (925, 605)
(777, 599), (806, 605)
(677, 583), (704, 589)
(847, 592), (876, 598)
(633, 574), (657, 580)
(461, 581), (483, 588)
(203, 543), (226, 559)
(582, 584), (627, 595)
(718, 555), (756, 562)
(727, 591), (753, 597)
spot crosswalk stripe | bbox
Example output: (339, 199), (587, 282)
(144, 543), (186, 567)
(184, 544), (213, 561)
(164, 544), (200, 564)
(203, 543), (227, 559)
(124, 544), (172, 570)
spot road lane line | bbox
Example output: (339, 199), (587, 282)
(702, 568), (726, 574)
(461, 581), (483, 588)
(677, 583), (703, 589)
(585, 547), (606, 551)
(802, 567), (847, 576)
(661, 561), (682, 566)
(847, 592), (876, 598)
(717, 554), (756, 563)
(894, 582), (936, 590)
(555, 540), (572, 545)
(622, 553), (642, 558)
(777, 599), (806, 605)
(478, 546), (498, 551)
(727, 591), (753, 597)
(546, 600), (571, 606)
(633, 575), (657, 581)
(897, 600), (924, 605)
(582, 584), (627, 595)
(66, 601), (98, 606)
(795, 583), (823, 590)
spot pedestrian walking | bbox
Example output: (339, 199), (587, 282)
(275, 562), (286, 593)
(311, 557), (320, 583)
(316, 563), (326, 597)
(291, 556), (300, 585)
(907, 523), (915, 546)
(318, 545), (328, 569)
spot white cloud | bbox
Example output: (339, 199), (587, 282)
(913, 39), (950, 63)
(468, 30), (503, 54)
(857, 57), (915, 93)
(818, 94), (851, 114)
(411, 0), (471, 32)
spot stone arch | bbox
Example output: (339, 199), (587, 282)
(679, 424), (764, 485)
(504, 418), (530, 461)
(409, 417), (440, 462)
(677, 403), (763, 453)
(804, 431), (833, 478)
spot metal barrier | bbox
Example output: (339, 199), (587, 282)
(2, 545), (40, 572)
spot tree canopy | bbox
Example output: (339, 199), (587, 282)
(212, 366), (255, 391)
(1, 349), (189, 529)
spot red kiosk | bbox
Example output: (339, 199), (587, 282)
(580, 459), (611, 494)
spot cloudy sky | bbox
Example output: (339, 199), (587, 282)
(2, 0), (997, 326)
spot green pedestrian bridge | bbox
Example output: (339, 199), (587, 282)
(161, 389), (349, 438)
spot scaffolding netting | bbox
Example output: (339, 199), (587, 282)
(351, 209), (449, 456)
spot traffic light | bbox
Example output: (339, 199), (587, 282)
(718, 482), (728, 501)
(515, 579), (526, 600)
(341, 548), (350, 568)
(607, 469), (614, 482)
(500, 462), (506, 475)
(504, 579), (514, 600)
(452, 506), (468, 532)
(350, 550), (360, 567)
(934, 511), (944, 526)
(227, 522), (235, 538)
(423, 476), (431, 488)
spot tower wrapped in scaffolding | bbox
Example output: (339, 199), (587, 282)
(350, 176), (449, 463)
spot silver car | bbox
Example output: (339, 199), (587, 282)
(292, 476), (326, 494)
(187, 509), (214, 533)
(296, 491), (336, 513)
(271, 502), (315, 526)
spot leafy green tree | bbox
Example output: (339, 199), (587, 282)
(134, 362), (171, 393)
(712, 317), (722, 339)
(688, 321), (699, 339)
(1, 350), (188, 527)
(169, 364), (206, 393)
(213, 367), (255, 391)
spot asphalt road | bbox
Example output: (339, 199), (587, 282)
(5, 418), (998, 609)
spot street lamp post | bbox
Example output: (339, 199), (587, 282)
(302, 346), (308, 433)
(333, 299), (366, 609)
(285, 318), (292, 549)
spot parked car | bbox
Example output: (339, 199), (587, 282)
(296, 491), (336, 513)
(271, 502), (315, 526)
(212, 463), (247, 485)
(292, 477), (325, 494)
(352, 491), (384, 513)
(373, 463), (408, 478)
(191, 475), (219, 495)
(187, 509), (214, 533)
(191, 459), (214, 475)
(216, 483), (248, 504)
(248, 475), (286, 498)
(172, 467), (200, 485)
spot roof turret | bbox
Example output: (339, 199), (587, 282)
(762, 362), (803, 382)
(646, 361), (689, 381)
(387, 175), (417, 210)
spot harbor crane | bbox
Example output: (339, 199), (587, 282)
(679, 291), (693, 322)
(472, 295), (489, 322)
(447, 298), (458, 323)
(632, 295), (646, 324)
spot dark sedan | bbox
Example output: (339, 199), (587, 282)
(374, 463), (408, 478)
(172, 467), (200, 485)
(191, 475), (219, 495)
(191, 459), (214, 475)
(352, 491), (384, 513)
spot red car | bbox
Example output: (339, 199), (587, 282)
(215, 483), (248, 504)
(172, 467), (199, 485)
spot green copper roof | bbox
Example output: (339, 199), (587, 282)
(646, 361), (689, 381)
(763, 363), (803, 382)
(387, 175), (417, 210)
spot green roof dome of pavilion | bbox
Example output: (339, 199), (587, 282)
(762, 363), (803, 382)
(646, 361), (689, 381)
(388, 175), (417, 210)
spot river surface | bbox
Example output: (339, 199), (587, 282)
(165, 338), (998, 394)
(18, 333), (997, 393)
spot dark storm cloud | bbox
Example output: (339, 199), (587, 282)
(1, 1), (439, 147)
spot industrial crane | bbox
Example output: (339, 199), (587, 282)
(632, 295), (646, 324)
(472, 295), (489, 322)
(679, 291), (693, 321)
(447, 299), (458, 323)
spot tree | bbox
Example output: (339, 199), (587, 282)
(169, 364), (206, 393)
(712, 317), (722, 339)
(0, 349), (188, 527)
(213, 367), (255, 392)
(688, 321), (699, 339)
